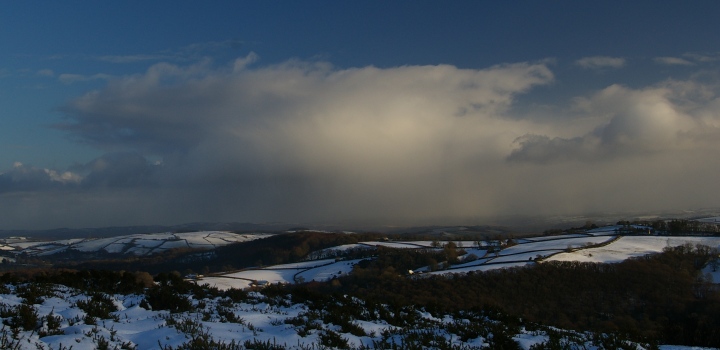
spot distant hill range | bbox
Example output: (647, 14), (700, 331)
(0, 221), (520, 241)
(0, 222), (300, 240)
(3, 207), (720, 241)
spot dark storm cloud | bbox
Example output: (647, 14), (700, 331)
(55, 60), (222, 154)
(56, 58), (555, 181)
(5, 56), (720, 229)
(44, 57), (557, 226)
(73, 153), (159, 189)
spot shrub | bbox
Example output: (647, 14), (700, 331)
(75, 293), (119, 320)
(38, 310), (64, 336)
(5, 304), (39, 331)
(319, 329), (349, 349)
(16, 283), (55, 305)
(143, 286), (193, 313)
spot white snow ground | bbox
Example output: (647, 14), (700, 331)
(0, 283), (709, 350)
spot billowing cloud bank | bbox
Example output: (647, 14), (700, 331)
(2, 56), (720, 228)
(509, 82), (720, 162)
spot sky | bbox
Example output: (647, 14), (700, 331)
(1, 1), (720, 230)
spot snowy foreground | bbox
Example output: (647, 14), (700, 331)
(0, 283), (707, 350)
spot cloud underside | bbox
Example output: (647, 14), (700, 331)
(4, 57), (720, 228)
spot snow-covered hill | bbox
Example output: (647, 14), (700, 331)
(0, 231), (273, 257)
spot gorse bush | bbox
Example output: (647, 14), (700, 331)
(5, 304), (39, 331)
(319, 329), (349, 349)
(39, 310), (64, 336)
(142, 285), (193, 313)
(76, 293), (119, 320)
(16, 283), (56, 305)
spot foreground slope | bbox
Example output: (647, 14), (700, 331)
(0, 281), (678, 349)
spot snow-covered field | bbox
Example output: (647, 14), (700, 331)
(198, 258), (366, 290)
(497, 236), (614, 256)
(295, 259), (363, 282)
(547, 236), (720, 264)
(0, 231), (273, 257)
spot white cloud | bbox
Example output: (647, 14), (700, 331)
(575, 56), (626, 69)
(233, 52), (259, 72)
(44, 169), (82, 184)
(509, 82), (720, 163)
